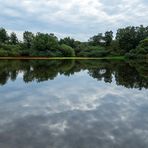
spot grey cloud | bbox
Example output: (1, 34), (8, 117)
(0, 0), (148, 40)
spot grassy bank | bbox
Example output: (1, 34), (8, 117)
(0, 56), (125, 60)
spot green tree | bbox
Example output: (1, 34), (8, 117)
(10, 32), (18, 44)
(31, 33), (59, 51)
(134, 38), (148, 54)
(0, 28), (9, 43)
(89, 33), (104, 46)
(136, 25), (148, 42)
(60, 44), (75, 57)
(23, 31), (34, 48)
(104, 31), (113, 46)
(116, 26), (136, 52)
(140, 38), (148, 47)
(59, 37), (76, 48)
(116, 25), (148, 53)
(126, 38), (148, 58)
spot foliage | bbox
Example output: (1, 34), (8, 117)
(125, 38), (148, 59)
(23, 31), (34, 48)
(89, 31), (113, 47)
(87, 45), (105, 51)
(0, 28), (9, 43)
(60, 44), (75, 57)
(89, 33), (104, 46)
(10, 32), (18, 45)
(77, 45), (109, 57)
(0, 25), (147, 57)
(116, 25), (148, 53)
(140, 38), (148, 47)
(59, 37), (76, 48)
(104, 31), (113, 46)
(0, 44), (21, 56)
(31, 33), (59, 52)
(0, 48), (9, 56)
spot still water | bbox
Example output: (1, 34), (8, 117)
(0, 59), (148, 148)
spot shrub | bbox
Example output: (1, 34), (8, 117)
(87, 45), (105, 51)
(31, 33), (59, 51)
(78, 50), (109, 57)
(60, 44), (75, 57)
(126, 38), (148, 59)
(0, 45), (22, 56)
(125, 53), (137, 59)
(20, 50), (30, 56)
(0, 48), (8, 56)
(140, 38), (148, 47)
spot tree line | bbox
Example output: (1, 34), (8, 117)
(0, 25), (147, 58)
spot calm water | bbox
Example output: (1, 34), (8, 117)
(0, 59), (148, 148)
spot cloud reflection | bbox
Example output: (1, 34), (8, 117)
(0, 70), (148, 148)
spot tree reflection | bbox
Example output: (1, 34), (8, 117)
(0, 59), (147, 89)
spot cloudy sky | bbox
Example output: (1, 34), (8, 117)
(0, 0), (148, 41)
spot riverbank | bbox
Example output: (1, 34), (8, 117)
(0, 56), (125, 60)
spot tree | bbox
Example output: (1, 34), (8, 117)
(59, 37), (76, 48)
(60, 44), (75, 57)
(10, 32), (18, 44)
(116, 25), (148, 53)
(136, 25), (148, 42)
(126, 38), (148, 58)
(134, 38), (148, 54)
(116, 26), (136, 52)
(31, 33), (59, 51)
(0, 28), (9, 43)
(140, 38), (148, 47)
(104, 31), (113, 46)
(23, 31), (34, 48)
(89, 33), (104, 46)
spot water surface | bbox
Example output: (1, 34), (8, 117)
(0, 59), (148, 148)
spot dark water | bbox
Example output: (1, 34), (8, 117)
(0, 59), (148, 148)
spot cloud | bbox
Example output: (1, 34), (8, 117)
(0, 0), (148, 40)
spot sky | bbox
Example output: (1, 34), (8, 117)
(0, 0), (148, 41)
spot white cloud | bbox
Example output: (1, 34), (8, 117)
(0, 0), (148, 40)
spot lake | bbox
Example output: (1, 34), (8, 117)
(0, 59), (148, 148)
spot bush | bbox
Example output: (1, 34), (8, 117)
(0, 48), (8, 56)
(126, 38), (148, 59)
(125, 53), (137, 59)
(140, 38), (148, 47)
(0, 44), (22, 56)
(60, 44), (75, 57)
(20, 50), (30, 56)
(77, 45), (109, 57)
(78, 50), (109, 57)
(87, 45), (105, 51)
(31, 33), (59, 51)
(29, 49), (63, 57)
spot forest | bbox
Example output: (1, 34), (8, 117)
(0, 25), (148, 58)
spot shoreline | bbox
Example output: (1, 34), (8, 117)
(0, 56), (125, 60)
